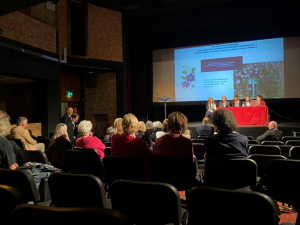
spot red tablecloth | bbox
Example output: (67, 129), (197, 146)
(217, 106), (269, 125)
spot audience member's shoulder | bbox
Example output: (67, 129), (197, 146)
(0, 136), (12, 146)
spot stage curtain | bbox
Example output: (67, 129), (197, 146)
(217, 106), (269, 125)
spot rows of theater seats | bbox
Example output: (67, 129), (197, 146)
(1, 135), (300, 224)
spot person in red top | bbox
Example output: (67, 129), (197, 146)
(111, 113), (153, 180)
(76, 120), (105, 159)
(257, 94), (266, 106)
(154, 111), (194, 161)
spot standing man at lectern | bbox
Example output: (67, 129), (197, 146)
(219, 96), (231, 107)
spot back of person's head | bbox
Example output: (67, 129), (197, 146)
(212, 109), (237, 133)
(146, 120), (153, 129)
(138, 121), (146, 133)
(202, 117), (210, 125)
(122, 113), (139, 135)
(114, 118), (123, 134)
(78, 120), (93, 136)
(269, 121), (278, 129)
(17, 117), (27, 126)
(0, 111), (11, 137)
(153, 121), (162, 129)
(167, 111), (188, 134)
(50, 123), (69, 145)
(162, 119), (168, 132)
(106, 126), (115, 135)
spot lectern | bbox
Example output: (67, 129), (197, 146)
(158, 96), (173, 119)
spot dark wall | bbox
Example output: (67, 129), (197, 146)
(125, 0), (300, 121)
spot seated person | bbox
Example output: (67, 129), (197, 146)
(145, 120), (154, 147)
(150, 121), (162, 142)
(233, 95), (241, 107)
(10, 117), (45, 152)
(111, 113), (153, 180)
(154, 111), (194, 160)
(104, 126), (115, 142)
(76, 120), (105, 159)
(205, 97), (216, 119)
(113, 118), (123, 135)
(156, 119), (168, 139)
(242, 96), (251, 107)
(204, 109), (248, 161)
(0, 112), (18, 169)
(256, 121), (282, 141)
(256, 94), (266, 106)
(196, 117), (214, 137)
(48, 123), (73, 162)
(219, 96), (231, 107)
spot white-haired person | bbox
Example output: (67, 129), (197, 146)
(0, 111), (18, 169)
(111, 113), (153, 181)
(150, 121), (162, 142)
(76, 120), (105, 159)
(10, 117), (45, 152)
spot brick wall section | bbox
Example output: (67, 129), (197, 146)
(85, 73), (117, 136)
(57, 0), (68, 57)
(88, 4), (123, 62)
(0, 11), (56, 53)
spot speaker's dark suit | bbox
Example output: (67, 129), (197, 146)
(61, 113), (74, 142)
(218, 101), (231, 107)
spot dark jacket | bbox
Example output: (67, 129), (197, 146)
(150, 128), (162, 142)
(196, 125), (214, 137)
(0, 136), (16, 168)
(61, 113), (75, 142)
(218, 101), (231, 107)
(256, 129), (282, 141)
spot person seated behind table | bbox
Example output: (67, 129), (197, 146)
(233, 95), (241, 107)
(111, 113), (153, 181)
(0, 113), (18, 169)
(113, 118), (123, 135)
(150, 121), (162, 142)
(76, 120), (105, 159)
(256, 94), (266, 106)
(196, 117), (214, 137)
(242, 96), (251, 107)
(204, 109), (248, 161)
(205, 97), (216, 119)
(10, 117), (45, 152)
(156, 119), (168, 139)
(256, 121), (282, 142)
(154, 111), (194, 160)
(219, 96), (231, 107)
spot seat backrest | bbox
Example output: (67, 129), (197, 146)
(111, 179), (181, 225)
(248, 145), (281, 156)
(49, 133), (54, 139)
(192, 139), (204, 143)
(204, 158), (257, 190)
(197, 136), (208, 140)
(0, 168), (40, 203)
(148, 155), (196, 191)
(16, 150), (49, 165)
(64, 149), (104, 178)
(286, 140), (300, 146)
(11, 204), (132, 225)
(289, 146), (300, 159)
(248, 154), (286, 178)
(48, 147), (70, 168)
(248, 140), (260, 145)
(188, 186), (278, 225)
(261, 137), (282, 142)
(268, 159), (300, 208)
(247, 136), (254, 140)
(36, 138), (50, 150)
(7, 138), (25, 149)
(105, 142), (111, 147)
(278, 145), (293, 158)
(103, 156), (146, 181)
(261, 141), (284, 146)
(192, 143), (205, 161)
(0, 185), (27, 224)
(282, 136), (300, 143)
(104, 147), (111, 156)
(49, 173), (107, 208)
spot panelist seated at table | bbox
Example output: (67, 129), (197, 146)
(256, 94), (266, 106)
(218, 96), (231, 107)
(205, 97), (217, 119)
(242, 96), (251, 107)
(233, 95), (241, 107)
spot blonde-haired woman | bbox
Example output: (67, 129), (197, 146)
(111, 113), (153, 181)
(114, 118), (123, 135)
(205, 97), (216, 120)
(48, 123), (73, 168)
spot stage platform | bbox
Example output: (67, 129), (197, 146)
(188, 121), (300, 139)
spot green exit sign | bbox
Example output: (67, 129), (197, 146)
(67, 91), (73, 96)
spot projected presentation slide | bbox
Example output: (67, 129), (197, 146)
(174, 38), (284, 101)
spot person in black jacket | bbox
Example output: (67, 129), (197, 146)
(61, 107), (76, 143)
(196, 118), (214, 137)
(256, 121), (282, 141)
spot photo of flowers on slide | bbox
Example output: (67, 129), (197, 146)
(181, 65), (196, 91)
(234, 61), (284, 99)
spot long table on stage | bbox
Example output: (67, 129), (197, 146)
(217, 106), (269, 125)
